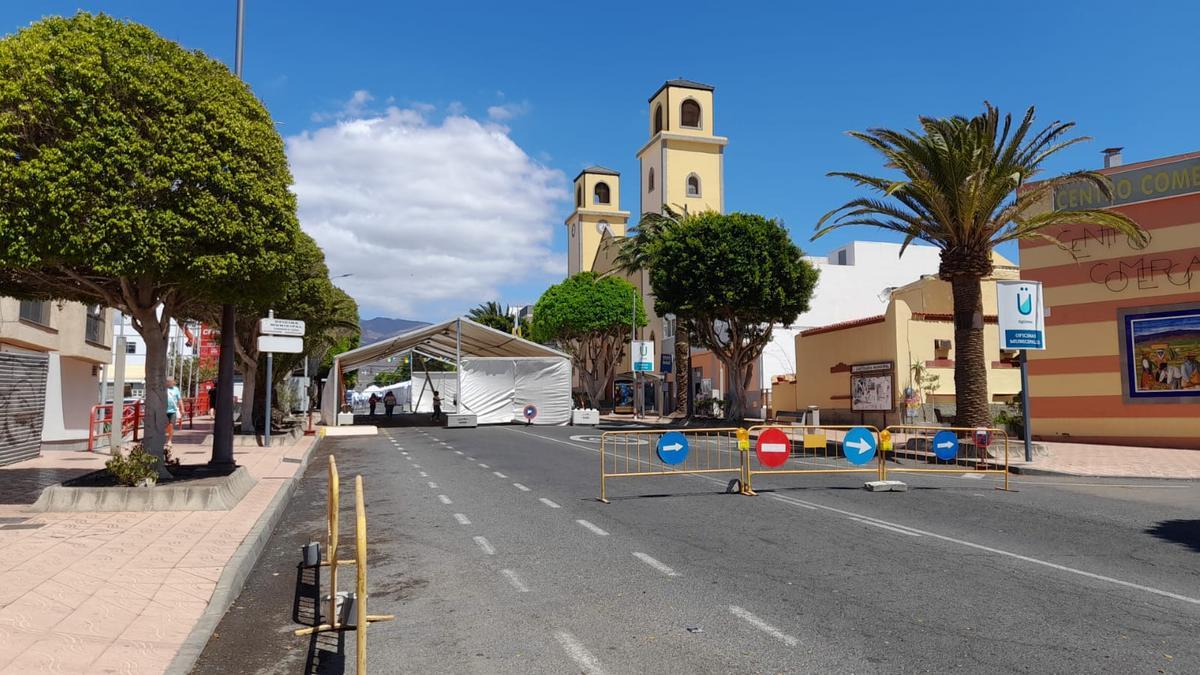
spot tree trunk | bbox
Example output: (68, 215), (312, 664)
(716, 349), (745, 422)
(240, 359), (258, 434)
(950, 275), (990, 428)
(135, 308), (173, 479)
(673, 329), (689, 417)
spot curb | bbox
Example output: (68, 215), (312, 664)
(1004, 464), (1199, 480)
(166, 436), (322, 675)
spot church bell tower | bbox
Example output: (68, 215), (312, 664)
(637, 79), (728, 217)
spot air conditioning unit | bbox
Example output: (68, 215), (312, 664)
(934, 339), (952, 350)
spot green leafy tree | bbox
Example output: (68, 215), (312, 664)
(910, 362), (941, 422)
(641, 211), (818, 421)
(468, 301), (514, 333)
(0, 14), (300, 471)
(816, 103), (1148, 427)
(531, 272), (646, 407)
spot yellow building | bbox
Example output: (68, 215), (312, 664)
(565, 167), (629, 277)
(781, 255), (1022, 426)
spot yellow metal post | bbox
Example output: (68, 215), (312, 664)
(328, 456), (340, 629)
(355, 476), (367, 674)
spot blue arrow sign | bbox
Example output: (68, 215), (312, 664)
(932, 430), (959, 461)
(842, 427), (877, 466)
(656, 431), (689, 465)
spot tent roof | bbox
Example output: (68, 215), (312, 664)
(335, 317), (567, 372)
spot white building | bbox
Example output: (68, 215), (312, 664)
(759, 241), (943, 390)
(104, 312), (203, 401)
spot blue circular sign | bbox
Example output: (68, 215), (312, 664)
(932, 430), (959, 461)
(842, 427), (877, 466)
(656, 431), (689, 465)
(523, 404), (537, 421)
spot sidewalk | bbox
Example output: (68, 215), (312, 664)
(0, 418), (319, 673)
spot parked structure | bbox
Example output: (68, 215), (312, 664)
(0, 298), (112, 463)
(1021, 149), (1200, 448)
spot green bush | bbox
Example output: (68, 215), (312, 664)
(105, 445), (161, 486)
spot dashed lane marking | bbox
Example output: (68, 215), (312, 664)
(501, 569), (530, 593)
(632, 552), (678, 577)
(479, 463), (491, 469)
(454, 513), (471, 525)
(576, 520), (609, 536)
(427, 482), (438, 489)
(437, 495), (452, 505)
(513, 483), (531, 492)
(555, 632), (607, 675)
(474, 536), (495, 555)
(539, 498), (561, 509)
(493, 471), (507, 478)
(729, 606), (798, 646)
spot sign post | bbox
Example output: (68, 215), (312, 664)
(997, 280), (1046, 462)
(258, 312), (305, 448)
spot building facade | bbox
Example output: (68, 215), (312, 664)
(0, 298), (112, 463)
(1021, 149), (1200, 449)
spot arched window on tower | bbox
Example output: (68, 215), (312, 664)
(594, 181), (611, 205)
(576, 186), (582, 207)
(653, 104), (663, 134)
(648, 168), (655, 192)
(680, 99), (701, 128)
(686, 173), (701, 197)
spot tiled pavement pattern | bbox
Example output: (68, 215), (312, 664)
(0, 422), (315, 673)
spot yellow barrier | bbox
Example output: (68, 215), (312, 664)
(599, 428), (748, 503)
(743, 425), (884, 495)
(295, 468), (394, 673)
(882, 425), (1012, 491)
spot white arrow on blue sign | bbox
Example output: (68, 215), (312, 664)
(656, 431), (689, 465)
(932, 430), (959, 461)
(842, 427), (877, 465)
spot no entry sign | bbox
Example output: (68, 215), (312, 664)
(755, 427), (791, 468)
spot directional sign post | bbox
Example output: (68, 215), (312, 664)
(932, 430), (959, 461)
(755, 427), (791, 468)
(656, 431), (689, 465)
(259, 317), (305, 337)
(523, 404), (538, 425)
(842, 427), (877, 466)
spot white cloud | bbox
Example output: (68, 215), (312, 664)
(487, 101), (532, 121)
(287, 98), (567, 319)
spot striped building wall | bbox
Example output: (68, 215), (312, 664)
(1020, 151), (1200, 449)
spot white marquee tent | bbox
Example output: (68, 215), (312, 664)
(321, 318), (572, 426)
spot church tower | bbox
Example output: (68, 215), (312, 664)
(637, 79), (728, 217)
(565, 166), (630, 276)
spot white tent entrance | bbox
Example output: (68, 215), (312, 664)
(321, 318), (572, 426)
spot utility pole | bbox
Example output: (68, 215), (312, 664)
(264, 309), (274, 448)
(212, 0), (245, 466)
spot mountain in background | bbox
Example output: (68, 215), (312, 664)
(359, 317), (430, 344)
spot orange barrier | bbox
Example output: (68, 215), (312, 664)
(86, 400), (143, 452)
(882, 425), (1012, 490)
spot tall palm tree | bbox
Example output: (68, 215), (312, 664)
(615, 206), (692, 417)
(816, 103), (1148, 429)
(468, 301), (514, 333)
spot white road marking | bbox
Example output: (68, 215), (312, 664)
(419, 471), (428, 477)
(467, 457), (476, 461)
(632, 552), (678, 576)
(729, 606), (798, 646)
(555, 632), (607, 675)
(413, 464), (421, 468)
(513, 483), (531, 492)
(576, 519), (609, 536)
(961, 473), (984, 480)
(504, 427), (1200, 607)
(479, 463), (490, 469)
(474, 536), (495, 555)
(849, 517), (921, 537)
(454, 513), (471, 525)
(427, 482), (438, 489)
(437, 495), (452, 505)
(493, 471), (507, 478)
(501, 569), (530, 593)
(539, 497), (561, 509)
(454, 450), (464, 455)
(769, 494), (818, 510)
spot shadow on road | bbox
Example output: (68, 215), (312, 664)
(1145, 519), (1200, 553)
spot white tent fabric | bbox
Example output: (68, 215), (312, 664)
(411, 372), (458, 413)
(320, 318), (570, 425)
(511, 358), (572, 425)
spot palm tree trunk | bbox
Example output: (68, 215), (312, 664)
(950, 275), (990, 428)
(673, 329), (689, 416)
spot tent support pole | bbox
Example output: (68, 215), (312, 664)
(455, 318), (462, 414)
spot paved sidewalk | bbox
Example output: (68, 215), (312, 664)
(0, 421), (319, 673)
(1006, 440), (1200, 479)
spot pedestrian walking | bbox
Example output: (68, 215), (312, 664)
(432, 390), (443, 422)
(368, 392), (380, 417)
(383, 390), (397, 418)
(165, 376), (182, 448)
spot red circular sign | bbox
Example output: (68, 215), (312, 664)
(755, 427), (792, 468)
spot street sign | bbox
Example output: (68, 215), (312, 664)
(755, 427), (791, 468)
(632, 340), (654, 372)
(932, 430), (959, 461)
(974, 427), (991, 449)
(842, 427), (877, 466)
(656, 431), (689, 465)
(257, 335), (303, 353)
(259, 317), (305, 336)
(523, 404), (538, 422)
(997, 280), (1046, 350)
(660, 353), (673, 373)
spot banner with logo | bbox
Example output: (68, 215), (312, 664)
(997, 280), (1046, 350)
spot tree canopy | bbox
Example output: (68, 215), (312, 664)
(468, 301), (514, 333)
(815, 103), (1146, 427)
(0, 13), (302, 466)
(531, 272), (645, 407)
(641, 211), (818, 419)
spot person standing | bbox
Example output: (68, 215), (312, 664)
(383, 390), (397, 418)
(431, 390), (443, 422)
(165, 376), (182, 448)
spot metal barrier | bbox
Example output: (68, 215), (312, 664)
(599, 428), (748, 503)
(743, 425), (884, 495)
(882, 425), (1012, 490)
(295, 459), (394, 673)
(86, 400), (144, 452)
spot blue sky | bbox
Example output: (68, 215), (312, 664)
(4, 1), (1198, 321)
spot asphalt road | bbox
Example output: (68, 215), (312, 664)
(194, 422), (1200, 674)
